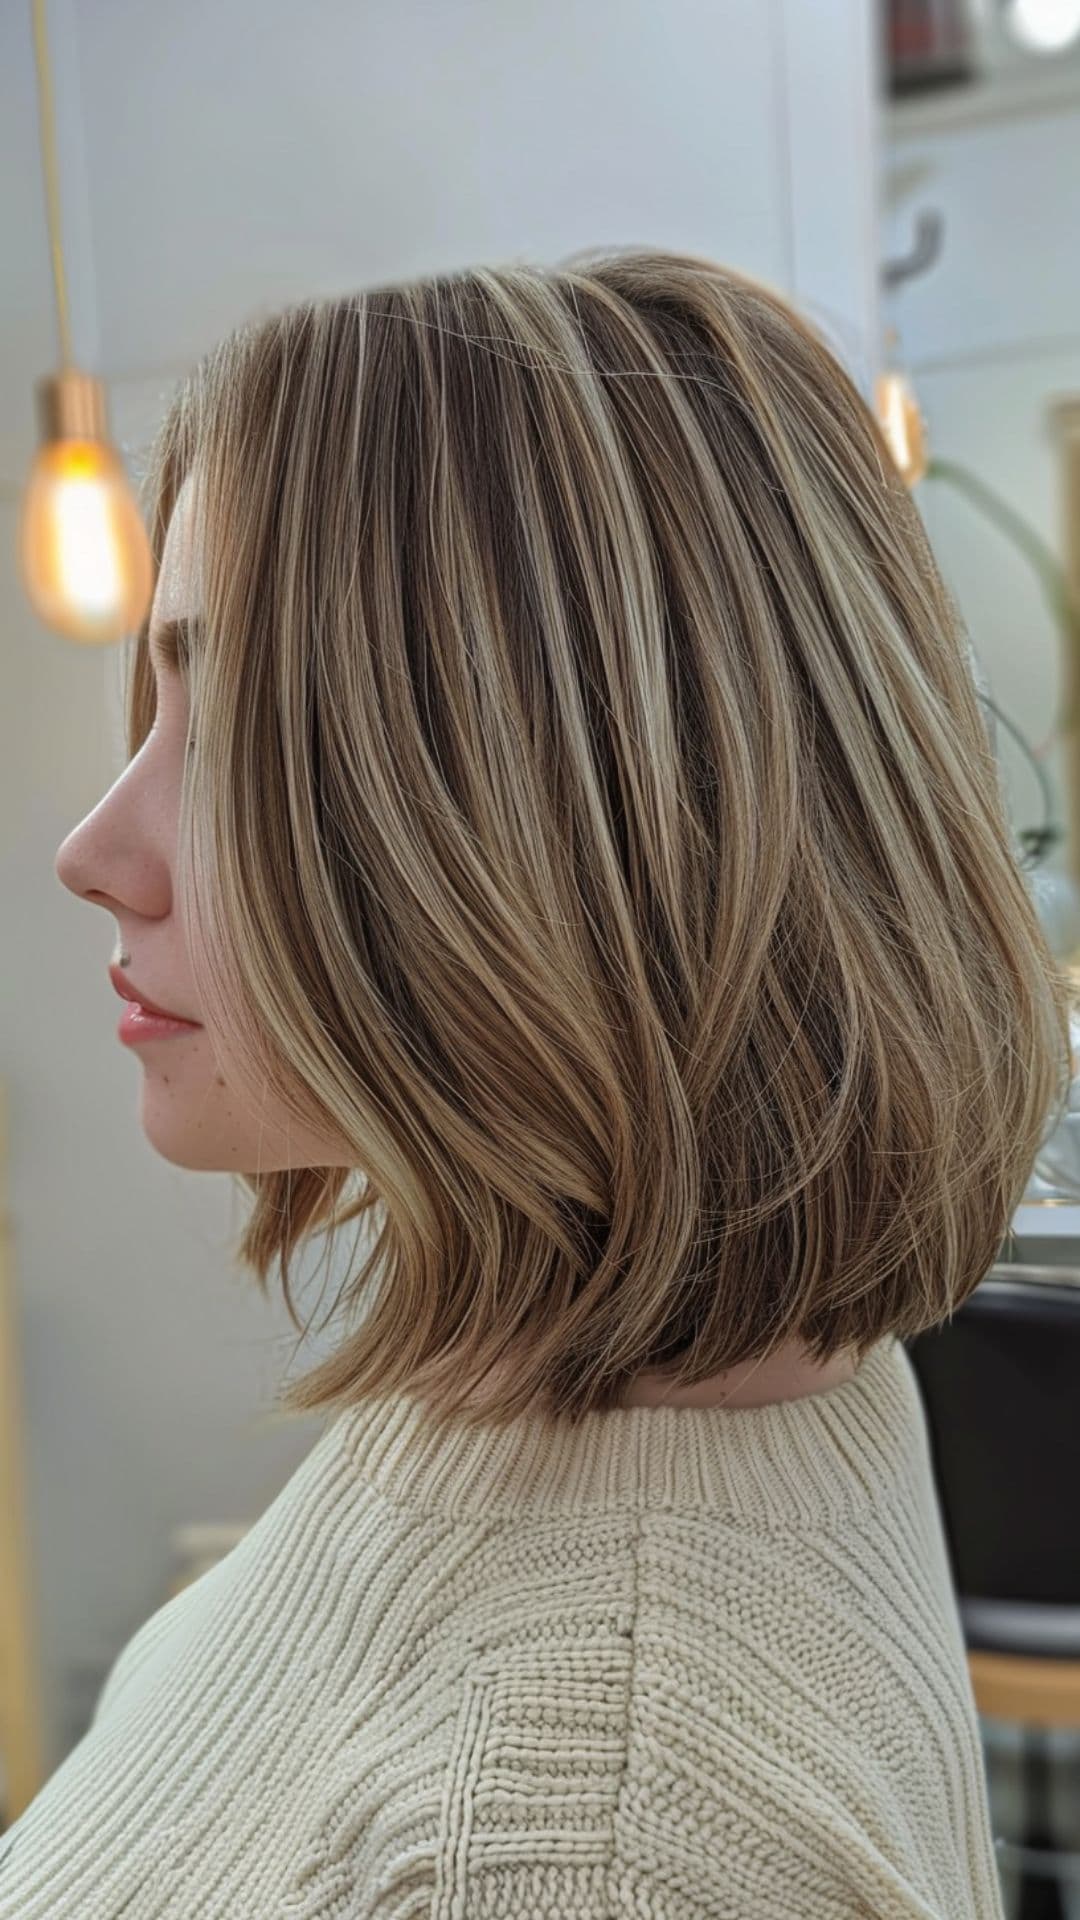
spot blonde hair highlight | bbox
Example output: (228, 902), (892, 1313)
(125, 245), (1075, 1434)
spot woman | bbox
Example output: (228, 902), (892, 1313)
(11, 245), (1066, 1916)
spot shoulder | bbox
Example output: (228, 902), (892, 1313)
(422, 1497), (999, 1920)
(89, 1568), (216, 1731)
(287, 1502), (988, 1918)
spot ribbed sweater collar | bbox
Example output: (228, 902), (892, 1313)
(326, 1333), (919, 1524)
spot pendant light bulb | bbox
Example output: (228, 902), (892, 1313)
(18, 368), (154, 645)
(1004, 0), (1080, 53)
(875, 368), (929, 489)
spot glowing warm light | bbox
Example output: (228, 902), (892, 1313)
(1004, 0), (1080, 52)
(874, 371), (929, 488)
(18, 437), (154, 644)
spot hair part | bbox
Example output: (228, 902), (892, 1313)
(126, 244), (1075, 1434)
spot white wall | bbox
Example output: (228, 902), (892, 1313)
(2, 0), (881, 1774)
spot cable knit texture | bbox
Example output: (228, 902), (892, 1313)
(0, 1333), (1005, 1918)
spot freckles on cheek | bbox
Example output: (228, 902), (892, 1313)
(155, 1070), (229, 1091)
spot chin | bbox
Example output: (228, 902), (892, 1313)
(137, 1120), (229, 1172)
(134, 1063), (355, 1173)
(134, 1088), (228, 1171)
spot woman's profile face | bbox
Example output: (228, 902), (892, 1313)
(54, 475), (353, 1174)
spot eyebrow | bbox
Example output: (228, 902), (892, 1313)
(148, 615), (201, 676)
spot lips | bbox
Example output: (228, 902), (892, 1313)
(108, 963), (198, 1024)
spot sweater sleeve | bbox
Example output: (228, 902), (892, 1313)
(420, 1641), (999, 1920)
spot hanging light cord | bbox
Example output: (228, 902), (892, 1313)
(30, 0), (72, 369)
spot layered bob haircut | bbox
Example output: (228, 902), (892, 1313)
(126, 245), (1074, 1433)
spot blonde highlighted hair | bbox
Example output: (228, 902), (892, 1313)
(126, 245), (1074, 1432)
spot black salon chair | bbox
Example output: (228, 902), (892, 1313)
(904, 1270), (1080, 1920)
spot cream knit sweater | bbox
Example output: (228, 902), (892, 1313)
(0, 1333), (1005, 1918)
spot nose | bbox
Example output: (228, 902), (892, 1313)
(53, 759), (145, 908)
(54, 828), (131, 920)
(53, 801), (133, 917)
(54, 817), (103, 903)
(55, 825), (83, 897)
(53, 736), (176, 928)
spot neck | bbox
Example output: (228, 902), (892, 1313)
(469, 1336), (862, 1414)
(618, 1337), (860, 1408)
